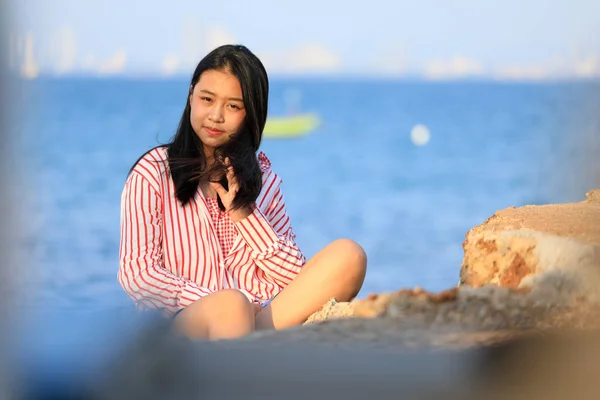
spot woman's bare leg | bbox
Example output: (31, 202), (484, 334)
(173, 289), (255, 340)
(255, 238), (367, 330)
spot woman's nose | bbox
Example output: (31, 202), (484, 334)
(208, 107), (224, 123)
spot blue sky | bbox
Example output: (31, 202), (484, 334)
(10, 0), (600, 79)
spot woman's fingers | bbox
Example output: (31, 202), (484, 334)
(226, 166), (235, 186)
(211, 181), (233, 211)
(210, 182), (228, 198)
(224, 157), (239, 194)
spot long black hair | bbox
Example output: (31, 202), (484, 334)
(133, 44), (269, 211)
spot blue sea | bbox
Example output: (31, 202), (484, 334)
(10, 77), (600, 314)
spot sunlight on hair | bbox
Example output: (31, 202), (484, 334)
(410, 124), (430, 146)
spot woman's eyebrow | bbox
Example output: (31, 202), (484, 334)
(199, 89), (243, 102)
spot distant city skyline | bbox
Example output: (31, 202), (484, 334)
(9, 0), (600, 80)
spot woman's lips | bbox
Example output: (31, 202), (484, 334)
(204, 127), (224, 136)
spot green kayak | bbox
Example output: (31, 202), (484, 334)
(263, 113), (320, 138)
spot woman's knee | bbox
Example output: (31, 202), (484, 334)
(179, 289), (253, 322)
(331, 238), (368, 272)
(175, 289), (254, 340)
(211, 289), (253, 315)
(322, 239), (366, 300)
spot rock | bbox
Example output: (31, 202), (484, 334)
(350, 283), (600, 333)
(286, 190), (600, 346)
(247, 270), (600, 349)
(303, 298), (354, 324)
(587, 188), (600, 202)
(460, 190), (600, 288)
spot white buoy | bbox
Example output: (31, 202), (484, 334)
(410, 124), (430, 146)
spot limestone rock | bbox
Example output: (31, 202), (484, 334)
(587, 188), (600, 202)
(352, 281), (600, 332)
(244, 270), (600, 348)
(303, 298), (355, 324)
(460, 190), (600, 288)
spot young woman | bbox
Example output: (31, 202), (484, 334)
(118, 44), (367, 340)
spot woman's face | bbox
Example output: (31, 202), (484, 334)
(189, 69), (247, 157)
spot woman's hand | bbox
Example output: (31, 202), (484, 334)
(210, 157), (252, 222)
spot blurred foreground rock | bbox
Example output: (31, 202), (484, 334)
(97, 322), (600, 400)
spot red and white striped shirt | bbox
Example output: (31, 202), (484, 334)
(118, 147), (306, 316)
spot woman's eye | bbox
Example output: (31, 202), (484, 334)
(229, 104), (240, 110)
(200, 96), (212, 102)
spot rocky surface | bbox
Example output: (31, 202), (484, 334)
(460, 188), (600, 288)
(241, 188), (600, 349)
(244, 279), (600, 349)
(303, 298), (355, 324)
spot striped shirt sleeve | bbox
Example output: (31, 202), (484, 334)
(118, 170), (213, 315)
(234, 186), (306, 287)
